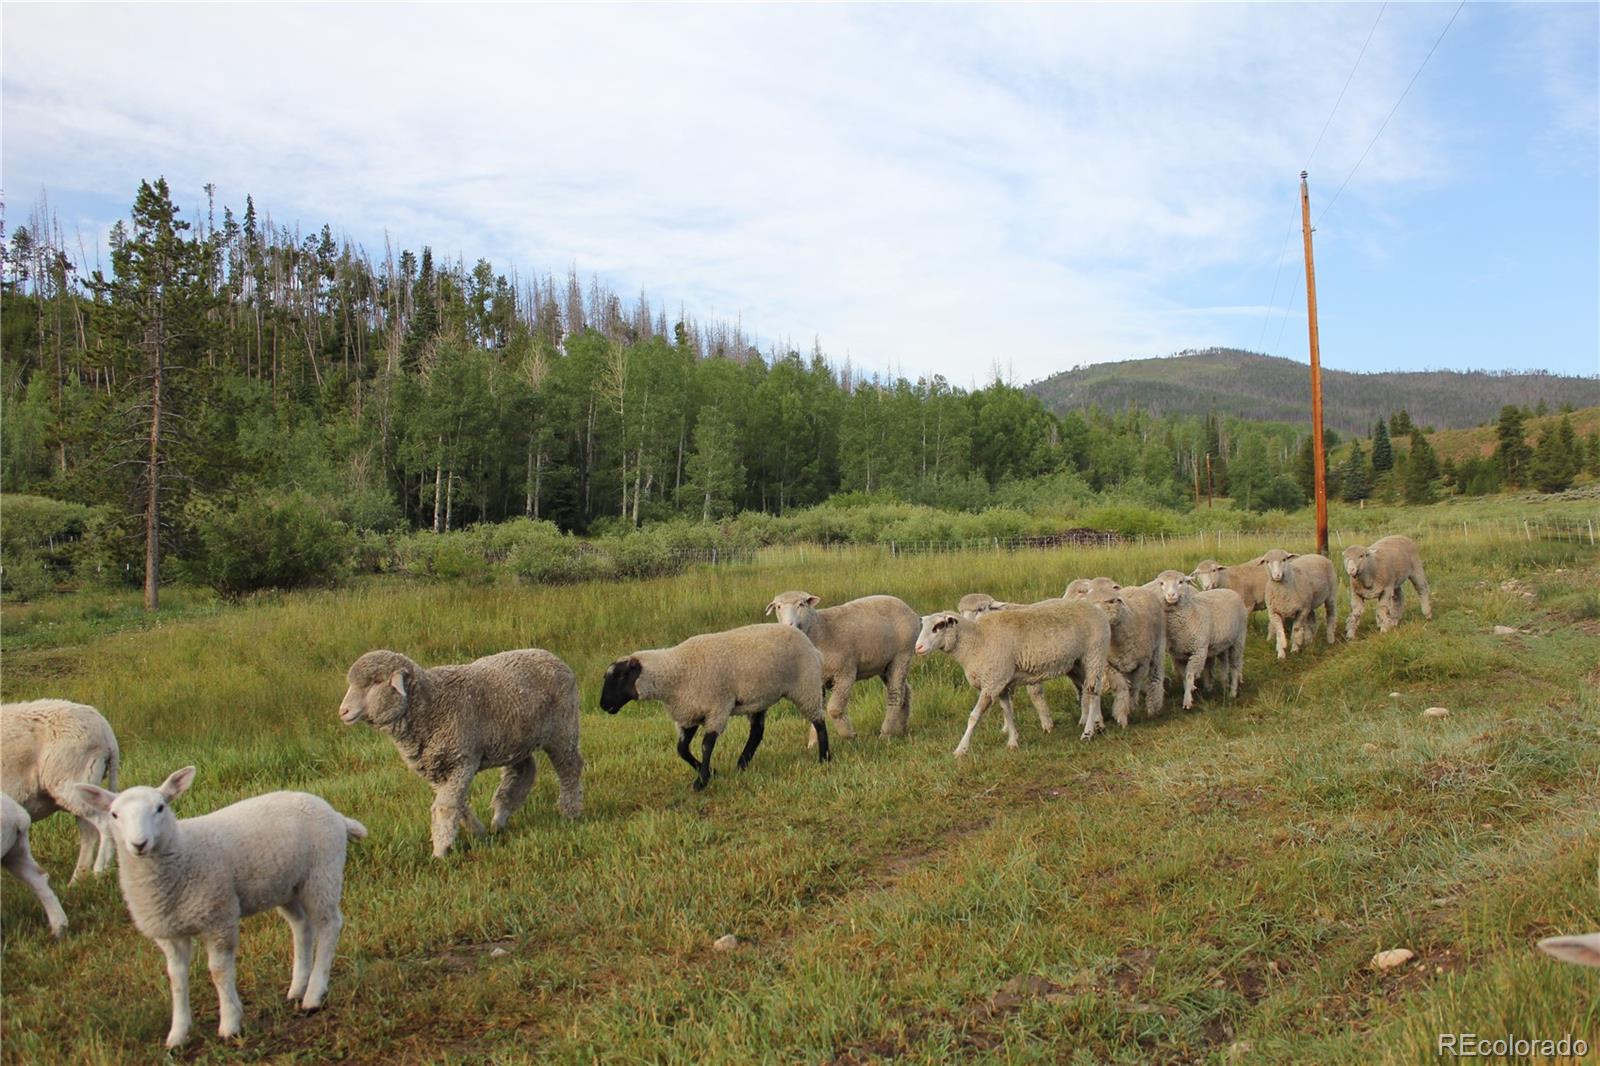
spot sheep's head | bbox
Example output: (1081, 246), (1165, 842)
(1258, 549), (1296, 583)
(957, 593), (1008, 620)
(766, 591), (821, 631)
(74, 766), (193, 859)
(1154, 570), (1192, 607)
(1088, 589), (1126, 623)
(1191, 560), (1224, 591)
(1342, 545), (1374, 579)
(915, 612), (962, 655)
(340, 650), (417, 726)
(600, 657), (642, 714)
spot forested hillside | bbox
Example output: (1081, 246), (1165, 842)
(3, 182), (1597, 603)
(1027, 349), (1600, 435)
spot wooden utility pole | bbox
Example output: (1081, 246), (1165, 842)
(1300, 171), (1329, 555)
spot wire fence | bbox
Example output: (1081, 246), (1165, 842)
(660, 514), (1600, 569)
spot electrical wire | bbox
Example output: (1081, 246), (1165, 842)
(1305, 3), (1388, 171)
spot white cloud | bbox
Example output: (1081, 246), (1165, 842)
(2, 3), (1590, 380)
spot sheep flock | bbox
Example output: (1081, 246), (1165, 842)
(5, 530), (1597, 1047)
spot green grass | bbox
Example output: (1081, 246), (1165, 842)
(2, 526), (1598, 1063)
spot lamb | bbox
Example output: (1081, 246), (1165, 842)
(1152, 571), (1248, 710)
(2, 791), (69, 938)
(600, 623), (828, 791)
(1257, 549), (1338, 659)
(914, 600), (1110, 752)
(1343, 534), (1432, 637)
(74, 767), (366, 1048)
(1, 698), (120, 883)
(1085, 584), (1168, 727)
(764, 591), (920, 741)
(339, 648), (582, 858)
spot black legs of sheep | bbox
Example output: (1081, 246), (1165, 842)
(672, 713), (828, 791)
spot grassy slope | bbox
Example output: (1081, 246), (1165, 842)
(2, 527), (1598, 1063)
(1427, 406), (1600, 464)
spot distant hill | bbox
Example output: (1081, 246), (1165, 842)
(1026, 348), (1600, 435)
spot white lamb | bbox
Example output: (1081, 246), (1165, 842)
(75, 767), (367, 1048)
(1, 698), (120, 882)
(2, 791), (69, 938)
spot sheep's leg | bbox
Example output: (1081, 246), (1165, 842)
(158, 936), (195, 1048)
(824, 676), (858, 740)
(1024, 684), (1054, 734)
(1289, 613), (1308, 653)
(1181, 654), (1204, 710)
(1270, 612), (1288, 660)
(1346, 592), (1367, 639)
(279, 900), (313, 1002)
(1324, 597), (1338, 645)
(91, 813), (115, 875)
(429, 767), (478, 859)
(69, 815), (98, 885)
(204, 928), (244, 1040)
(491, 757), (538, 831)
(953, 691), (994, 757)
(1079, 674), (1105, 740)
(1109, 668), (1134, 729)
(1412, 569), (1433, 620)
(303, 908), (344, 1011)
(736, 710), (767, 770)
(693, 730), (720, 791)
(1380, 586), (1404, 632)
(997, 692), (1020, 749)
(675, 723), (702, 771)
(3, 836), (67, 937)
(545, 742), (584, 821)
(880, 655), (913, 737)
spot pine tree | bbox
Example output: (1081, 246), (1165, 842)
(1339, 441), (1371, 502)
(1402, 429), (1438, 503)
(1584, 432), (1600, 477)
(1370, 419), (1393, 473)
(1388, 408), (1414, 438)
(1529, 418), (1578, 493)
(1493, 405), (1532, 487)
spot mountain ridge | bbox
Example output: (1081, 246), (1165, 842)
(1025, 348), (1600, 435)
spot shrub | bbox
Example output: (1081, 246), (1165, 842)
(0, 551), (57, 601)
(191, 492), (354, 598)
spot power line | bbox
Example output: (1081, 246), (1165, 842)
(1317, 0), (1467, 226)
(1305, 3), (1388, 171)
(1256, 207), (1301, 353)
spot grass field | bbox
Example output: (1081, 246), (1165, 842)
(2, 522), (1598, 1063)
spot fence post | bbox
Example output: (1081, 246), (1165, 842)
(1523, 520), (1532, 542)
(891, 540), (897, 558)
(1589, 519), (1595, 546)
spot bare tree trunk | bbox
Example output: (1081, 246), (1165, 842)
(144, 338), (163, 611)
(534, 448), (543, 520)
(525, 438), (535, 516)
(445, 471), (454, 532)
(432, 438), (444, 533)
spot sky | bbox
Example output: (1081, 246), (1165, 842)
(2, 3), (1596, 385)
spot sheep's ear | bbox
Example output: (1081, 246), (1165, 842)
(390, 669), (408, 698)
(1285, 552), (1299, 559)
(74, 783), (116, 813)
(803, 595), (821, 608)
(1110, 582), (1122, 590)
(932, 615), (958, 633)
(992, 601), (1011, 609)
(764, 601), (777, 617)
(1538, 934), (1600, 967)
(159, 766), (196, 801)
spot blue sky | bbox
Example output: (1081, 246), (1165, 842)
(2, 3), (1595, 383)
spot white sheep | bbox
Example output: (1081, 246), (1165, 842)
(2, 791), (69, 938)
(339, 648), (583, 858)
(1152, 571), (1247, 710)
(1, 698), (120, 882)
(1191, 557), (1270, 615)
(1343, 534), (1432, 637)
(765, 591), (920, 742)
(74, 767), (367, 1048)
(600, 623), (828, 790)
(1063, 576), (1123, 601)
(1257, 549), (1338, 659)
(956, 592), (1065, 731)
(915, 600), (1110, 753)
(1085, 583), (1168, 727)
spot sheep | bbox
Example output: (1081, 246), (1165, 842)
(764, 591), (920, 742)
(74, 767), (366, 1048)
(1343, 534), (1432, 637)
(1063, 576), (1121, 601)
(600, 623), (828, 791)
(1152, 571), (1248, 710)
(2, 791), (69, 938)
(1257, 549), (1338, 659)
(1, 698), (120, 883)
(339, 648), (582, 858)
(915, 600), (1110, 752)
(1191, 557), (1270, 614)
(956, 593), (1066, 730)
(1085, 584), (1168, 727)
